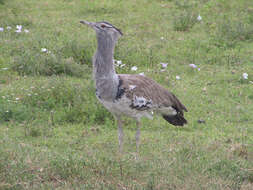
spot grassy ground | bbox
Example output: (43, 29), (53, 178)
(0, 0), (253, 189)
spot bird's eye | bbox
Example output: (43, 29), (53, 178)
(101, 24), (106, 28)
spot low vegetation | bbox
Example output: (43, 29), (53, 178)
(0, 0), (252, 189)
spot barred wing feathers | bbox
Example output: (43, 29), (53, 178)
(118, 74), (187, 126)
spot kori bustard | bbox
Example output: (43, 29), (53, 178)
(80, 20), (188, 153)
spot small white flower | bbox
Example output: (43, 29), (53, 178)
(2, 68), (8, 70)
(41, 48), (47, 53)
(0, 27), (4, 32)
(6, 110), (9, 113)
(15, 98), (20, 100)
(24, 29), (29, 33)
(131, 66), (138, 71)
(27, 94), (31, 96)
(16, 25), (22, 30)
(114, 60), (124, 67)
(189, 64), (197, 68)
(15, 29), (22, 33)
(120, 64), (125, 68)
(160, 62), (168, 68)
(160, 36), (164, 40)
(139, 72), (145, 76)
(34, 93), (38, 96)
(176, 75), (181, 80)
(2, 96), (6, 99)
(242, 73), (248, 80)
(6, 26), (12, 30)
(197, 14), (202, 21)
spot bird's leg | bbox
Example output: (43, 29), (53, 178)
(116, 117), (124, 153)
(135, 121), (141, 154)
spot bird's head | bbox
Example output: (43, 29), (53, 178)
(80, 20), (123, 41)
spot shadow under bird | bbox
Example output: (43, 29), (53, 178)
(80, 20), (188, 153)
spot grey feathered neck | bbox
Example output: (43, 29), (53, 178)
(93, 31), (119, 101)
(95, 33), (115, 69)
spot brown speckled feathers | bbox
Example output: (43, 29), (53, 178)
(118, 74), (187, 117)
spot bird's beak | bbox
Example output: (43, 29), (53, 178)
(80, 20), (95, 29)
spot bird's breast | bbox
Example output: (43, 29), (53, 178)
(99, 94), (154, 120)
(95, 75), (119, 101)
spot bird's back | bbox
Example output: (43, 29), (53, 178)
(112, 74), (188, 125)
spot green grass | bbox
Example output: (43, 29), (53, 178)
(0, 0), (253, 189)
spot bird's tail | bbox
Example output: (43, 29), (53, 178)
(162, 114), (187, 126)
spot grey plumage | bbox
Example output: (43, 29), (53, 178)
(80, 20), (188, 153)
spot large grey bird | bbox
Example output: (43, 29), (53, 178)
(80, 20), (188, 153)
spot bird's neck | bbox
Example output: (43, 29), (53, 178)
(93, 35), (119, 101)
(94, 35), (116, 76)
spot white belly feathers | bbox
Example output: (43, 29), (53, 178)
(99, 94), (154, 120)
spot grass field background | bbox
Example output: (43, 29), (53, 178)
(0, 0), (253, 189)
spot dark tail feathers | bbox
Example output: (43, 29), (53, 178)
(162, 114), (187, 126)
